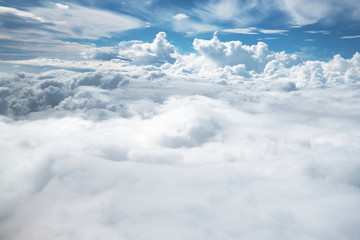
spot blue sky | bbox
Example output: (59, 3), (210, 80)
(0, 0), (359, 62)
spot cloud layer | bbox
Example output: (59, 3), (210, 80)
(1, 33), (360, 239)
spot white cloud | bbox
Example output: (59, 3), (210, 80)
(193, 34), (302, 72)
(222, 28), (258, 34)
(266, 52), (360, 86)
(258, 29), (288, 34)
(164, 0), (360, 33)
(0, 6), (47, 23)
(280, 0), (330, 25)
(116, 32), (177, 66)
(3, 32), (177, 66)
(1, 39), (94, 60)
(258, 37), (278, 40)
(1, 33), (360, 239)
(0, 4), (144, 59)
(223, 28), (288, 35)
(1, 33), (359, 114)
(175, 0), (357, 28)
(0, 58), (129, 71)
(341, 35), (360, 39)
(193, 0), (275, 27)
(208, 0), (239, 20)
(55, 3), (69, 10)
(1, 68), (360, 239)
(305, 30), (330, 34)
(3, 33), (359, 89)
(1, 4), (143, 39)
(279, 0), (360, 25)
(31, 3), (143, 39)
(83, 47), (120, 61)
(173, 13), (189, 20)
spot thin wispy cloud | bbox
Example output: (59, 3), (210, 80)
(31, 3), (144, 39)
(258, 29), (288, 34)
(341, 35), (360, 39)
(222, 28), (288, 35)
(305, 30), (330, 34)
(222, 28), (259, 35)
(0, 3), (144, 59)
(0, 6), (46, 22)
(55, 3), (69, 10)
(279, 0), (360, 25)
(258, 37), (278, 40)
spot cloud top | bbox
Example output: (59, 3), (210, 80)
(1, 32), (360, 118)
(193, 34), (302, 72)
(83, 32), (177, 65)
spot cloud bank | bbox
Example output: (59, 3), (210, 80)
(1, 33), (360, 240)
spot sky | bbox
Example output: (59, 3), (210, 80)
(1, 1), (360, 240)
(0, 0), (360, 64)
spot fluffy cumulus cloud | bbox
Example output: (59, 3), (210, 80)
(83, 32), (177, 66)
(193, 34), (302, 72)
(268, 52), (360, 87)
(1, 33), (360, 240)
(117, 32), (177, 66)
